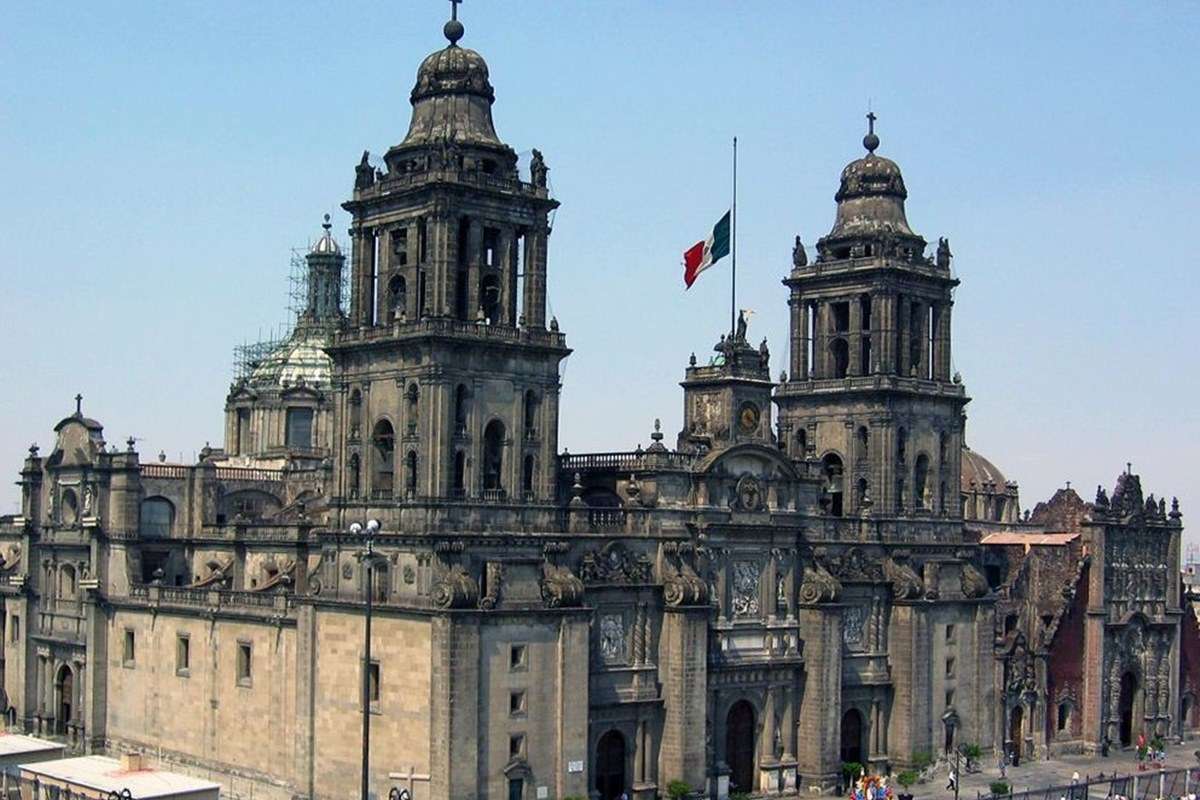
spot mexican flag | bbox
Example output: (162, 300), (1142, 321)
(682, 210), (731, 288)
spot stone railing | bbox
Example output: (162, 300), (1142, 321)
(214, 466), (285, 483)
(560, 451), (696, 473)
(776, 374), (966, 397)
(124, 584), (293, 614)
(140, 463), (190, 479)
(331, 316), (567, 350)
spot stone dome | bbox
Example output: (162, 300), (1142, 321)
(248, 329), (333, 390)
(825, 151), (917, 241)
(961, 445), (1009, 491)
(398, 23), (505, 150)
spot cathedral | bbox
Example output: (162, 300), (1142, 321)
(0, 9), (1194, 800)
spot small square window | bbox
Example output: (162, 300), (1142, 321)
(945, 657), (956, 678)
(509, 691), (527, 717)
(368, 661), (381, 704)
(510, 644), (527, 671)
(237, 641), (252, 686)
(509, 733), (526, 760)
(123, 629), (136, 667)
(945, 624), (955, 642)
(176, 634), (190, 675)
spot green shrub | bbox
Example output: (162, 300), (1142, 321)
(963, 743), (983, 760)
(989, 781), (1011, 796)
(912, 751), (933, 770)
(896, 770), (918, 789)
(842, 761), (864, 782)
(667, 779), (692, 800)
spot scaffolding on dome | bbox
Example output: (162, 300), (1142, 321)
(230, 233), (348, 381)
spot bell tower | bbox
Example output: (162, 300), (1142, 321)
(775, 117), (968, 519)
(329, 9), (569, 524)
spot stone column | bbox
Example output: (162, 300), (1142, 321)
(916, 301), (931, 379)
(938, 303), (953, 380)
(796, 605), (842, 791)
(849, 298), (863, 376)
(466, 219), (482, 318)
(498, 225), (516, 325)
(524, 221), (549, 329)
(897, 296), (910, 377)
(761, 687), (779, 793)
(789, 295), (806, 380)
(868, 293), (881, 374)
(659, 608), (709, 791)
(814, 302), (828, 379)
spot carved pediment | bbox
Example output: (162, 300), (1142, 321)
(578, 542), (651, 584)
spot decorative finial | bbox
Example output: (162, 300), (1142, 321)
(863, 111), (880, 154)
(322, 213), (331, 233)
(126, 436), (136, 452)
(74, 393), (83, 415)
(444, 0), (464, 45)
(28, 443), (38, 458)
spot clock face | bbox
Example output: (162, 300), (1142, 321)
(738, 402), (760, 434)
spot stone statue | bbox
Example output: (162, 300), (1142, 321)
(735, 310), (748, 342)
(82, 483), (94, 516)
(792, 235), (807, 268)
(530, 149), (548, 188)
(936, 237), (952, 269)
(354, 150), (375, 190)
(759, 337), (770, 366)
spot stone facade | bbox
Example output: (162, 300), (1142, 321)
(0, 11), (1192, 800)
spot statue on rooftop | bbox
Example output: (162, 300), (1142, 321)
(792, 235), (807, 268)
(936, 237), (952, 269)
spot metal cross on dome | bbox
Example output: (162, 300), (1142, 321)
(449, 0), (462, 21)
(866, 111), (877, 136)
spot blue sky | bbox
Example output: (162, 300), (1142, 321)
(2, 2), (1196, 544)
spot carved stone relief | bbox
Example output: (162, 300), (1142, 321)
(731, 561), (761, 618)
(599, 613), (627, 663)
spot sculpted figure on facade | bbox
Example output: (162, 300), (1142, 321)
(579, 541), (651, 584)
(731, 560), (761, 617)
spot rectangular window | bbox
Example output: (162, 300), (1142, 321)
(508, 733), (526, 760)
(509, 691), (526, 717)
(123, 629), (135, 667)
(393, 228), (408, 266)
(368, 661), (380, 704)
(945, 624), (955, 643)
(237, 641), (252, 686)
(176, 634), (190, 675)
(285, 407), (314, 450)
(236, 408), (251, 454)
(510, 644), (527, 671)
(11, 615), (18, 643)
(946, 657), (956, 678)
(946, 690), (955, 709)
(508, 778), (524, 800)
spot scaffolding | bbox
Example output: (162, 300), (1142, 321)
(231, 232), (348, 381)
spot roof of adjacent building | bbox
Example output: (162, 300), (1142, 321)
(980, 531), (1079, 547)
(20, 756), (220, 799)
(0, 733), (63, 759)
(248, 328), (332, 390)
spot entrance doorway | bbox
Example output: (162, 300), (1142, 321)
(55, 665), (73, 734)
(726, 701), (757, 794)
(595, 730), (626, 800)
(1119, 671), (1139, 747)
(840, 709), (865, 766)
(1008, 705), (1024, 765)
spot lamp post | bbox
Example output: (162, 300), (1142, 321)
(350, 519), (382, 800)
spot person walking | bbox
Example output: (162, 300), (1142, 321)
(999, 754), (1007, 779)
(946, 766), (958, 793)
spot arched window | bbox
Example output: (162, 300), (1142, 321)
(830, 339), (850, 379)
(1057, 702), (1071, 732)
(897, 427), (907, 463)
(855, 477), (869, 511)
(140, 497), (174, 538)
(822, 453), (844, 517)
(372, 420), (395, 498)
(405, 450), (418, 495)
(523, 390), (539, 440)
(61, 489), (78, 526)
(795, 428), (807, 457)
(914, 454), (930, 510)
(348, 452), (361, 498)
(454, 384), (469, 434)
(480, 274), (501, 324)
(452, 450), (466, 496)
(856, 426), (869, 461)
(522, 454), (535, 498)
(387, 274), (407, 320)
(60, 564), (77, 600)
(483, 420), (506, 493)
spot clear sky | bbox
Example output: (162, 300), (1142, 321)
(2, 2), (1197, 544)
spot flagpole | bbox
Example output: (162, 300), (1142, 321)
(731, 136), (737, 338)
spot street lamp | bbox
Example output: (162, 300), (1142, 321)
(350, 519), (382, 800)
